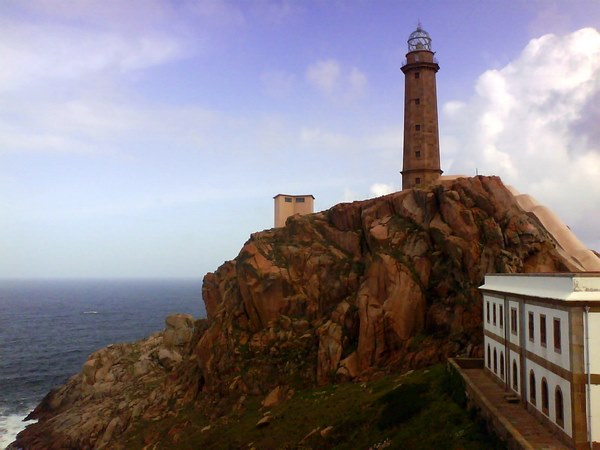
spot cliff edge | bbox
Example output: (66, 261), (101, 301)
(12, 176), (597, 449)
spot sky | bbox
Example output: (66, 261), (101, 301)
(1, 0), (599, 279)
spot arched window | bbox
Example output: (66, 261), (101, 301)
(555, 386), (564, 427)
(487, 345), (491, 369)
(512, 360), (518, 391)
(529, 371), (536, 406)
(493, 348), (498, 374)
(500, 352), (505, 379)
(541, 378), (549, 415)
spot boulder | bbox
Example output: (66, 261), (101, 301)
(256, 412), (273, 428)
(163, 314), (195, 348)
(261, 385), (292, 408)
(157, 348), (182, 371)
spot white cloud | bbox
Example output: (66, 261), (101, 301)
(443, 101), (466, 117)
(0, 23), (184, 91)
(0, 94), (222, 155)
(342, 187), (359, 202)
(442, 27), (600, 249)
(370, 183), (395, 197)
(306, 59), (368, 103)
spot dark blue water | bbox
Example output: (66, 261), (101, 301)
(0, 279), (205, 448)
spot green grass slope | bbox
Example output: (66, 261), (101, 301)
(125, 364), (505, 449)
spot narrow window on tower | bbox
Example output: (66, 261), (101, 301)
(415, 72), (420, 79)
(415, 150), (421, 158)
(415, 124), (421, 131)
(415, 177), (421, 185)
(415, 98), (420, 105)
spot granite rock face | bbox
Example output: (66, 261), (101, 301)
(11, 314), (205, 450)
(13, 176), (583, 449)
(194, 176), (576, 396)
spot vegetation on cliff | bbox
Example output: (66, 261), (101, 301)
(122, 365), (504, 449)
(13, 176), (580, 449)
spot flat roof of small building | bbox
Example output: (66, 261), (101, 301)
(480, 273), (600, 302)
(273, 194), (315, 199)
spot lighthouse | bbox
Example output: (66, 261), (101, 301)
(401, 24), (442, 190)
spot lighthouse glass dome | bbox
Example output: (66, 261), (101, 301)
(407, 25), (432, 51)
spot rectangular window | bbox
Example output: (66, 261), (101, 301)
(415, 177), (421, 185)
(528, 311), (534, 342)
(486, 302), (490, 323)
(540, 315), (547, 347)
(511, 308), (517, 335)
(415, 124), (421, 131)
(284, 197), (292, 203)
(493, 304), (497, 326)
(554, 318), (561, 352)
(415, 98), (420, 105)
(295, 197), (305, 203)
(415, 72), (420, 79)
(415, 150), (421, 158)
(499, 305), (504, 328)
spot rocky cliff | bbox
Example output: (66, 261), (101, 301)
(12, 176), (591, 449)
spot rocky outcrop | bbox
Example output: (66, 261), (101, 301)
(14, 176), (595, 449)
(193, 176), (579, 396)
(506, 184), (600, 271)
(12, 314), (204, 450)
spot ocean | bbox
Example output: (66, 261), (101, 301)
(0, 278), (206, 449)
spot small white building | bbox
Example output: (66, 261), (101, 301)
(480, 273), (600, 449)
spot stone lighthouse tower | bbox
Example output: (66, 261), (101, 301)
(401, 24), (442, 190)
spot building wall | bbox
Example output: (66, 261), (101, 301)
(483, 294), (510, 386)
(481, 274), (600, 448)
(483, 292), (574, 437)
(524, 358), (573, 437)
(508, 298), (521, 347)
(523, 303), (571, 370)
(589, 312), (600, 375)
(274, 195), (314, 228)
(587, 312), (600, 442)
(293, 196), (314, 216)
(484, 294), (505, 338)
(591, 385), (600, 442)
(509, 350), (522, 394)
(484, 335), (507, 383)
